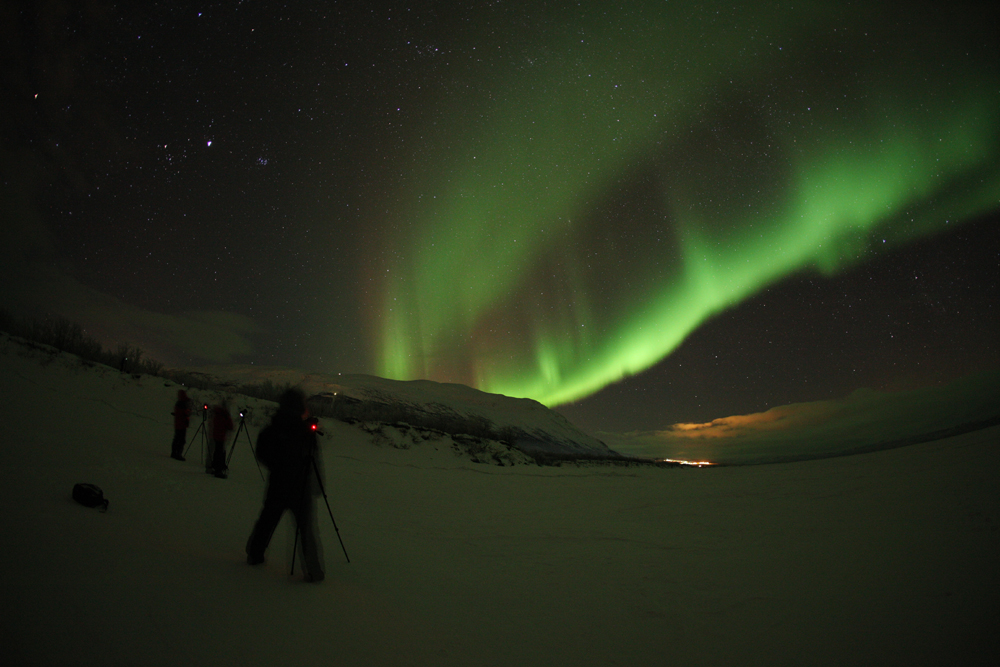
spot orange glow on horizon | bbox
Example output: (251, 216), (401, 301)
(665, 402), (835, 439)
(658, 458), (716, 467)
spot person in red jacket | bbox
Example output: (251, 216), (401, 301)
(210, 400), (234, 478)
(171, 390), (192, 461)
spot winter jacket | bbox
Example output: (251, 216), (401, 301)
(255, 412), (318, 495)
(212, 405), (234, 442)
(173, 396), (192, 430)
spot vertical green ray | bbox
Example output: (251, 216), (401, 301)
(372, 2), (999, 405)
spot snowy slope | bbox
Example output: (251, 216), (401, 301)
(173, 364), (619, 459)
(1, 333), (997, 666)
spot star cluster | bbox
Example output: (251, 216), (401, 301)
(1, 1), (997, 433)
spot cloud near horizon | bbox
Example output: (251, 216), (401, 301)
(600, 371), (1000, 464)
(665, 401), (836, 439)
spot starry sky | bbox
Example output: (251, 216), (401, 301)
(2, 0), (998, 435)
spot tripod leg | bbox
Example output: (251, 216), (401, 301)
(183, 420), (206, 458)
(290, 523), (299, 576)
(228, 421), (265, 482)
(246, 432), (265, 482)
(310, 456), (350, 563)
(226, 421), (243, 466)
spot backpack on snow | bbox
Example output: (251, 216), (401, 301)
(72, 483), (109, 512)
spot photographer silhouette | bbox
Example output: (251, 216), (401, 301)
(170, 390), (191, 461)
(245, 389), (325, 582)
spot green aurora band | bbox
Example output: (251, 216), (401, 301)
(373, 2), (999, 406)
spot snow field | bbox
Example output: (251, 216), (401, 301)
(1, 336), (996, 665)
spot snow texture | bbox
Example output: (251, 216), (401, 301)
(0, 334), (997, 666)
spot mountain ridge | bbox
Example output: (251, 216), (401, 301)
(169, 364), (622, 461)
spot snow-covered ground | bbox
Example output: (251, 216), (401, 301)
(173, 363), (617, 459)
(1, 335), (996, 666)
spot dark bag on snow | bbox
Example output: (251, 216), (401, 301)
(72, 483), (109, 512)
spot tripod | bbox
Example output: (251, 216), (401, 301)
(227, 412), (266, 482)
(292, 453), (350, 575)
(182, 405), (209, 463)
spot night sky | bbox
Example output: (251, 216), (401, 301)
(2, 1), (998, 435)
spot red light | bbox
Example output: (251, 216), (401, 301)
(311, 423), (317, 431)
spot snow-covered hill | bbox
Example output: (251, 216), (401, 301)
(1, 332), (997, 666)
(171, 364), (620, 461)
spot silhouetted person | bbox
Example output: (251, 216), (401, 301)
(246, 388), (325, 582)
(170, 390), (191, 461)
(209, 400), (234, 478)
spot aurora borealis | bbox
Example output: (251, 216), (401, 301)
(372, 3), (999, 405)
(3, 0), (998, 432)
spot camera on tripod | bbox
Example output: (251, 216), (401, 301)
(239, 407), (251, 419)
(307, 416), (324, 436)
